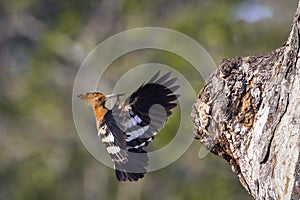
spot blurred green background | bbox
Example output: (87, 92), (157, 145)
(0, 0), (298, 199)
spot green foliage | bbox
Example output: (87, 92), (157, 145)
(2, 153), (56, 200)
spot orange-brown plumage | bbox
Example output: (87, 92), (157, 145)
(78, 92), (108, 127)
(93, 106), (108, 127)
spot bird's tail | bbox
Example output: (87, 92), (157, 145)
(114, 148), (148, 182)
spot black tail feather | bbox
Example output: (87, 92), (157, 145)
(115, 168), (145, 182)
(115, 148), (148, 182)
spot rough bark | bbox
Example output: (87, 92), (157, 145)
(191, 2), (300, 200)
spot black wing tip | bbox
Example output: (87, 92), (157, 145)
(148, 71), (176, 84)
(155, 71), (172, 84)
(148, 70), (161, 83)
(169, 85), (180, 93)
(163, 77), (178, 88)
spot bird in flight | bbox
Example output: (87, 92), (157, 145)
(78, 71), (179, 181)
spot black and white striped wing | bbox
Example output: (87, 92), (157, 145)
(120, 71), (179, 150)
(101, 110), (148, 181)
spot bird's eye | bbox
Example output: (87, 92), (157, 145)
(98, 97), (102, 101)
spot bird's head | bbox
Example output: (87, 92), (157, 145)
(78, 92), (124, 108)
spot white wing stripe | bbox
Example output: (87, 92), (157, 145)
(134, 142), (146, 149)
(134, 115), (142, 123)
(107, 146), (121, 154)
(126, 125), (149, 141)
(124, 115), (143, 128)
(98, 124), (107, 137)
(101, 133), (114, 142)
(125, 117), (137, 128)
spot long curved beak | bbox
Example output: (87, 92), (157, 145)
(106, 93), (125, 99)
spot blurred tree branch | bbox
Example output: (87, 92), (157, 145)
(192, 1), (300, 199)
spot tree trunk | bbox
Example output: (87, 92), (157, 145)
(191, 2), (300, 200)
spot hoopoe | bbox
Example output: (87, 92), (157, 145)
(78, 71), (179, 181)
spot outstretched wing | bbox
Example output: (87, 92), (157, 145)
(121, 71), (179, 149)
(108, 71), (180, 181)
